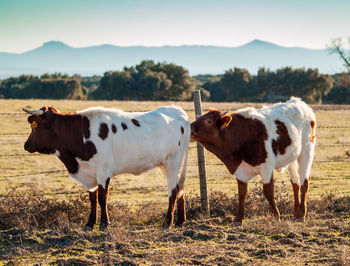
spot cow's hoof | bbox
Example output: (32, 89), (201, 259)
(83, 225), (94, 231)
(175, 221), (185, 228)
(162, 221), (173, 229)
(232, 221), (242, 227)
(295, 217), (305, 222)
(99, 223), (109, 231)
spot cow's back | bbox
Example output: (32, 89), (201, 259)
(77, 106), (190, 177)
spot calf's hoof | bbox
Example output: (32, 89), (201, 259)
(295, 217), (305, 222)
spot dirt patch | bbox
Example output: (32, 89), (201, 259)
(0, 190), (349, 264)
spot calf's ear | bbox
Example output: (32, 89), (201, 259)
(220, 115), (232, 129)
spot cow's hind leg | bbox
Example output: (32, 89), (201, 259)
(262, 174), (281, 221)
(175, 190), (186, 227)
(83, 190), (98, 231)
(162, 158), (182, 228)
(288, 161), (301, 219)
(163, 184), (179, 228)
(98, 178), (110, 230)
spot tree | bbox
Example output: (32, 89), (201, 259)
(91, 60), (195, 101)
(324, 73), (350, 104)
(328, 37), (350, 72)
(0, 74), (86, 99)
(204, 68), (253, 102)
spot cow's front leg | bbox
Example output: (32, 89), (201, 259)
(98, 178), (110, 230)
(163, 185), (179, 228)
(233, 179), (248, 225)
(84, 190), (98, 231)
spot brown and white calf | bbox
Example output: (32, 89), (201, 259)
(23, 105), (190, 230)
(191, 97), (316, 224)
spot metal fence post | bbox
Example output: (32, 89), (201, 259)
(192, 90), (210, 216)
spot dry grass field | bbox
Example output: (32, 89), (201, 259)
(0, 99), (349, 265)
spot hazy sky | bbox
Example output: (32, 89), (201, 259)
(0, 0), (349, 53)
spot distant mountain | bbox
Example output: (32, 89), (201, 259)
(0, 40), (344, 78)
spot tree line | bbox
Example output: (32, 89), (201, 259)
(0, 60), (349, 104)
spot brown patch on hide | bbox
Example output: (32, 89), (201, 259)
(121, 123), (128, 131)
(111, 124), (117, 134)
(310, 120), (316, 143)
(181, 126), (184, 134)
(82, 116), (91, 139)
(232, 114), (268, 166)
(131, 119), (140, 127)
(272, 120), (292, 156)
(98, 123), (109, 140)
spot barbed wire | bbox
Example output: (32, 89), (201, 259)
(2, 105), (350, 116)
(2, 170), (66, 179)
(2, 157), (350, 179)
(0, 133), (29, 136)
(0, 143), (349, 160)
(2, 125), (350, 137)
(1, 178), (349, 201)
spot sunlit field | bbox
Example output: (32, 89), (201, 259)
(0, 99), (349, 265)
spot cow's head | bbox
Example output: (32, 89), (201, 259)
(23, 106), (60, 154)
(191, 109), (232, 144)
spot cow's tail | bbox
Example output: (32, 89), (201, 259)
(178, 124), (190, 192)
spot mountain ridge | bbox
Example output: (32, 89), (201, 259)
(0, 39), (344, 78)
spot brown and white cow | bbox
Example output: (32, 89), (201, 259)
(191, 97), (316, 225)
(23, 105), (190, 230)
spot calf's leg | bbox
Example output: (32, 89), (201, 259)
(98, 178), (110, 230)
(263, 175), (280, 221)
(84, 190), (98, 230)
(292, 182), (301, 218)
(298, 178), (309, 220)
(297, 143), (314, 221)
(233, 179), (248, 225)
(288, 162), (301, 219)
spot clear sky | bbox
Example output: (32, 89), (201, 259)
(0, 0), (349, 53)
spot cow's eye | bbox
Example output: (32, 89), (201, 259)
(207, 120), (212, 125)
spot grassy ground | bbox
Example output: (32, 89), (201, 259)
(0, 99), (350, 265)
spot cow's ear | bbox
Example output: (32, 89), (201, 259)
(28, 115), (49, 128)
(220, 115), (232, 129)
(28, 115), (43, 124)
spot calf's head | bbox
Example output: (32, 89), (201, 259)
(23, 106), (60, 154)
(191, 109), (232, 144)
